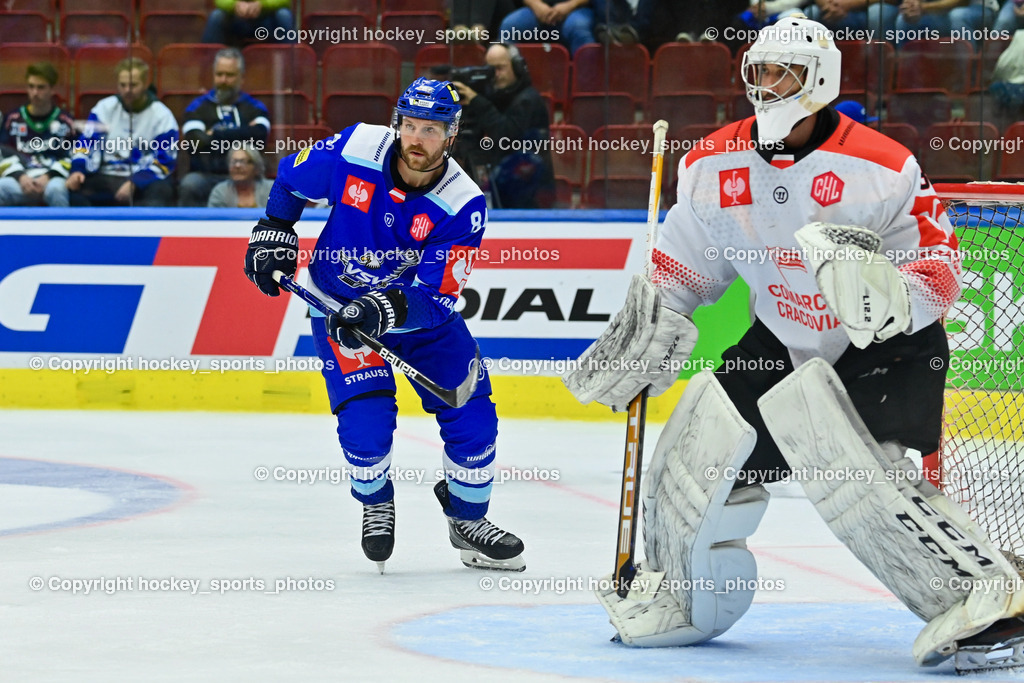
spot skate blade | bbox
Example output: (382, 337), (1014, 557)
(375, 561), (386, 575)
(955, 636), (1024, 673)
(459, 549), (526, 572)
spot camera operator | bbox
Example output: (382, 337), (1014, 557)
(447, 43), (554, 209)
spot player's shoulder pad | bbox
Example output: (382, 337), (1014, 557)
(338, 123), (395, 171)
(816, 113), (913, 173)
(425, 156), (484, 216)
(683, 118), (754, 169)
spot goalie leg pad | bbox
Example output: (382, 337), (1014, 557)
(563, 273), (698, 412)
(757, 357), (1024, 666)
(597, 370), (770, 646)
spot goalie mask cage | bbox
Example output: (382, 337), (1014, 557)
(934, 182), (1024, 570)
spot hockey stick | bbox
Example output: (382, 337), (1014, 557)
(271, 271), (480, 409)
(614, 120), (669, 598)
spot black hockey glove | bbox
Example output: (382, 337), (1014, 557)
(326, 290), (408, 349)
(244, 217), (298, 297)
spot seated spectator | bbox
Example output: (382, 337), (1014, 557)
(451, 0), (516, 42)
(207, 144), (272, 207)
(450, 43), (554, 208)
(179, 48), (271, 207)
(592, 0), (656, 45)
(802, 0), (898, 39)
(948, 0), (999, 42)
(0, 62), (76, 207)
(202, 0), (295, 45)
(994, 0), (1024, 33)
(499, 0), (596, 55)
(894, 0), (966, 41)
(67, 58), (177, 207)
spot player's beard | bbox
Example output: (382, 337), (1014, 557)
(400, 141), (446, 174)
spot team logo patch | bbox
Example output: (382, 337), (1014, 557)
(410, 213), (435, 241)
(768, 246), (805, 272)
(719, 168), (752, 207)
(811, 171), (843, 207)
(342, 175), (375, 213)
(440, 246), (477, 297)
(329, 338), (387, 374)
(293, 147), (310, 167)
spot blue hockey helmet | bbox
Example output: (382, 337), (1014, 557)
(392, 77), (462, 138)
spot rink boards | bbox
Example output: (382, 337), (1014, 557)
(0, 209), (748, 417)
(0, 208), (1017, 417)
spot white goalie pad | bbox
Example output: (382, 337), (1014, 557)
(794, 222), (911, 348)
(563, 273), (698, 412)
(757, 358), (1024, 667)
(596, 370), (770, 646)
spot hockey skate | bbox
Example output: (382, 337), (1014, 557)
(361, 500), (395, 574)
(954, 616), (1024, 673)
(433, 481), (525, 572)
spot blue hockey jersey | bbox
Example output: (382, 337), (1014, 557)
(272, 123), (487, 332)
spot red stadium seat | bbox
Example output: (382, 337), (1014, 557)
(895, 40), (974, 95)
(0, 12), (51, 43)
(548, 124), (588, 188)
(568, 94), (634, 136)
(730, 91), (754, 122)
(265, 124), (335, 178)
(160, 92), (203, 124)
(996, 122), (1024, 180)
(0, 44), (70, 106)
(651, 93), (718, 131)
(302, 13), (371, 59)
(156, 44), (226, 95)
(591, 124), (657, 177)
(322, 93), (394, 131)
(413, 44), (486, 79)
(584, 176), (652, 209)
(322, 44), (403, 99)
(379, 12), (446, 62)
(302, 0), (377, 21)
(251, 92), (314, 125)
(516, 43), (570, 110)
(572, 44), (650, 111)
(140, 0), (210, 12)
(835, 40), (895, 95)
(652, 42), (734, 101)
(0, 0), (55, 13)
(886, 89), (953, 133)
(381, 0), (443, 10)
(141, 13), (209, 58)
(242, 44), (318, 106)
(61, 12), (133, 52)
(62, 0), (132, 13)
(879, 123), (920, 159)
(921, 122), (1000, 182)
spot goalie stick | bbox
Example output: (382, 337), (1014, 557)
(614, 120), (669, 598)
(271, 271), (480, 409)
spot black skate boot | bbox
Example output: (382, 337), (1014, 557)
(955, 616), (1024, 673)
(361, 500), (395, 574)
(433, 480), (525, 572)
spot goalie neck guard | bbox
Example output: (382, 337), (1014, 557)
(741, 16), (841, 144)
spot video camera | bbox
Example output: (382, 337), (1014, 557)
(429, 65), (495, 90)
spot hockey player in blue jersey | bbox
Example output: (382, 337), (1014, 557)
(244, 78), (524, 573)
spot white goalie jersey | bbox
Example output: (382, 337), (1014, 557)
(654, 113), (962, 365)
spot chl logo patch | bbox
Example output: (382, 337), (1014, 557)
(811, 171), (844, 207)
(342, 175), (375, 213)
(719, 168), (752, 207)
(410, 213), (435, 241)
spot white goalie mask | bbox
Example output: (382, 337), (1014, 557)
(741, 16), (841, 144)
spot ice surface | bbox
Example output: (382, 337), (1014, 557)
(1, 410), (1022, 682)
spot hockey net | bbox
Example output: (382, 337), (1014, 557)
(934, 182), (1024, 571)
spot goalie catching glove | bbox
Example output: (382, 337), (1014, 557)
(795, 222), (912, 349)
(326, 289), (408, 350)
(563, 274), (698, 412)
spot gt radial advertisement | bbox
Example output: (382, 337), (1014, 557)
(0, 218), (644, 369)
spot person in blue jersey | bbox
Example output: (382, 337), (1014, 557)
(243, 78), (525, 573)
